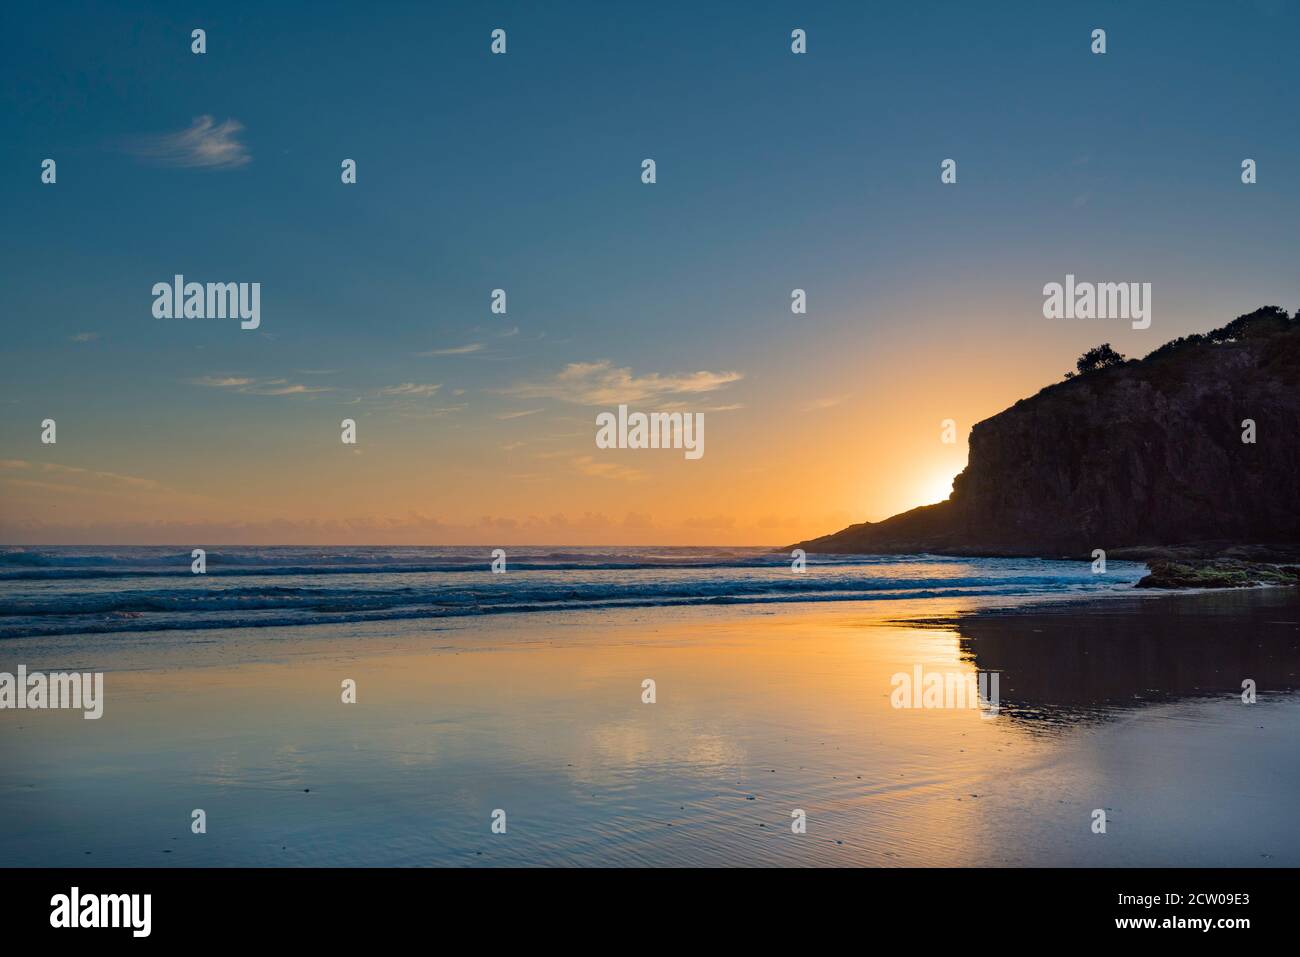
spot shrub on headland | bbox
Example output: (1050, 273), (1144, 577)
(1063, 306), (1298, 379)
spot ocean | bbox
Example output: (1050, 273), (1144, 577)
(0, 546), (1146, 640)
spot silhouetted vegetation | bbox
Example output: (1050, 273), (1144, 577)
(1061, 306), (1300, 379)
(1142, 306), (1297, 362)
(1064, 343), (1127, 379)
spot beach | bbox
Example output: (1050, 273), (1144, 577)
(2, 549), (1297, 867)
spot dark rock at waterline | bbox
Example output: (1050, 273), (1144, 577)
(1135, 559), (1300, 589)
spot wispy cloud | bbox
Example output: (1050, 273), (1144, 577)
(191, 375), (254, 388)
(503, 360), (743, 405)
(801, 394), (850, 412)
(385, 401), (467, 419)
(377, 382), (442, 397)
(655, 400), (745, 413)
(416, 343), (484, 357)
(0, 459), (195, 498)
(497, 408), (543, 420)
(34, 462), (162, 491)
(250, 383), (326, 396)
(189, 375), (327, 396)
(68, 332), (99, 343)
(571, 455), (645, 482)
(128, 115), (250, 169)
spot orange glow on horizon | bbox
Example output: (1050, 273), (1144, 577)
(1, 304), (1084, 546)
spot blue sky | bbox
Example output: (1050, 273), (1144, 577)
(2, 0), (1298, 544)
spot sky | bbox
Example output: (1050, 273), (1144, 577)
(2, 0), (1298, 545)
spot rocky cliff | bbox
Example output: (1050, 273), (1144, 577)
(795, 307), (1300, 559)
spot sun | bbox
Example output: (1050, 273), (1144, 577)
(918, 470), (959, 506)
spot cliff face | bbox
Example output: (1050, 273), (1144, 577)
(797, 308), (1300, 558)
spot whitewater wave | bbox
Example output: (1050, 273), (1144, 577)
(0, 546), (1145, 639)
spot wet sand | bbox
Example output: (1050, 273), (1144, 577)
(1, 588), (1298, 866)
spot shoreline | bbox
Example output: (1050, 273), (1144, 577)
(0, 575), (1193, 675)
(0, 573), (1282, 677)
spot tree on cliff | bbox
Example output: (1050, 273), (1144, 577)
(1064, 343), (1127, 378)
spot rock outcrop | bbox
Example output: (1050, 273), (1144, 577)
(795, 307), (1300, 559)
(1135, 559), (1300, 589)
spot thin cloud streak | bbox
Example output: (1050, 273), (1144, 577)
(189, 375), (328, 396)
(127, 115), (251, 169)
(503, 360), (743, 405)
(417, 343), (484, 357)
(377, 382), (442, 397)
